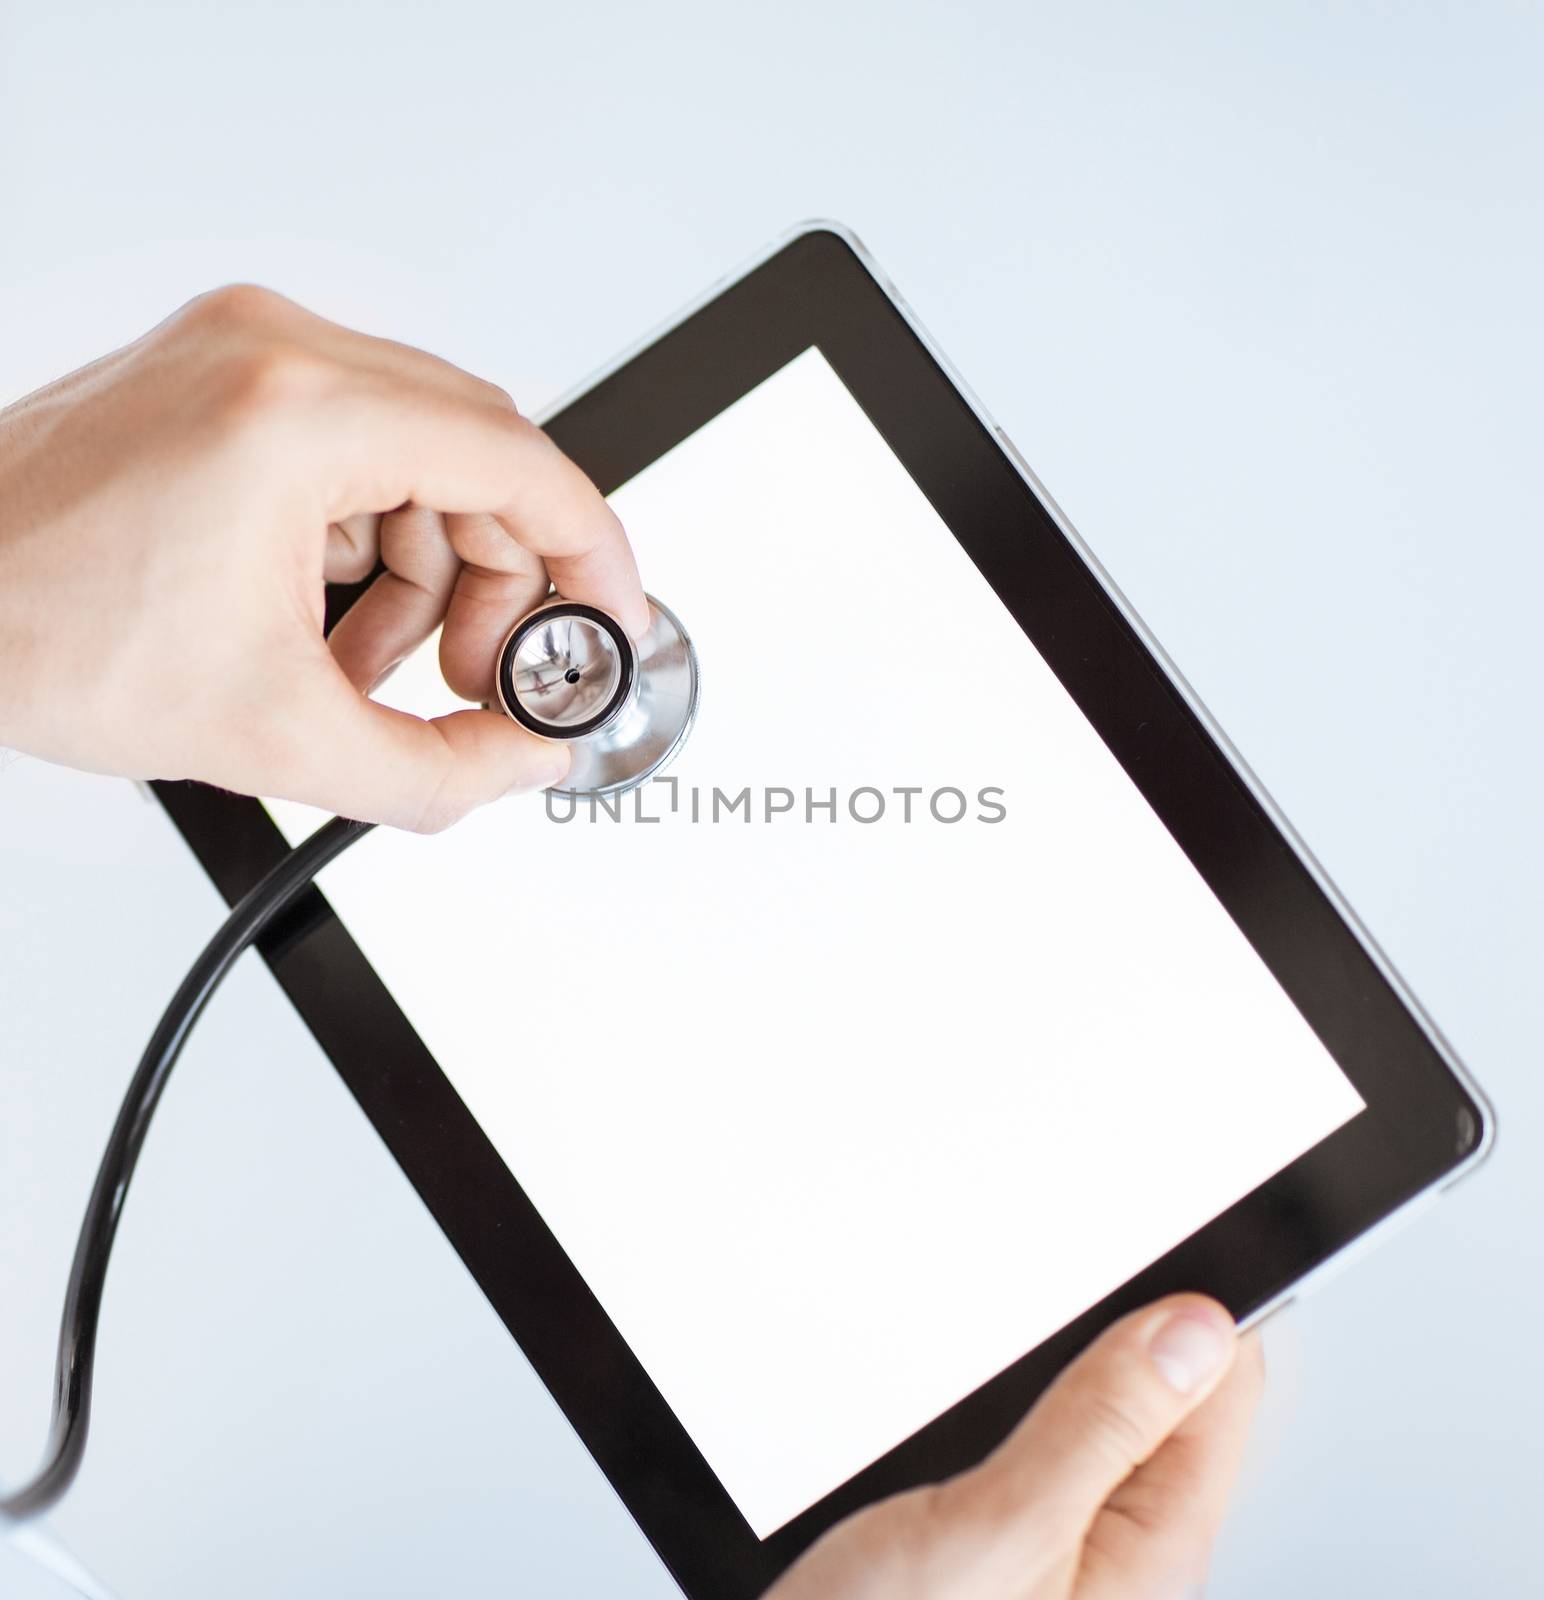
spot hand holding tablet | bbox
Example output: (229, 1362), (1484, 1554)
(768, 1296), (1260, 1600)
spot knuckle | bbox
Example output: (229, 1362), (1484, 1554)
(475, 376), (519, 413)
(1095, 1496), (1211, 1586)
(168, 285), (333, 427)
(328, 513), (383, 579)
(404, 734), (464, 834)
(406, 798), (459, 835)
(218, 339), (333, 425)
(178, 282), (291, 334)
(1105, 1476), (1191, 1542)
(326, 538), (377, 586)
(1079, 1388), (1157, 1475)
(407, 801), (461, 835)
(926, 1470), (1013, 1547)
(490, 403), (540, 444)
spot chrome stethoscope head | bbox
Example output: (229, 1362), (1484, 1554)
(494, 593), (700, 798)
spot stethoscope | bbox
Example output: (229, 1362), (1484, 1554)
(0, 595), (701, 1530)
(495, 593), (700, 794)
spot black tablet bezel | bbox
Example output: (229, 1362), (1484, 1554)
(154, 224), (1490, 1599)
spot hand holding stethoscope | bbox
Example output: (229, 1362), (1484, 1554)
(0, 283), (652, 830)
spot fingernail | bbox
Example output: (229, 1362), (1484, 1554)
(1148, 1310), (1232, 1395)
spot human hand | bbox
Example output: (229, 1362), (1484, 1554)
(0, 286), (648, 829)
(766, 1296), (1261, 1600)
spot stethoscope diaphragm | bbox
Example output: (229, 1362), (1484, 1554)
(493, 593), (700, 798)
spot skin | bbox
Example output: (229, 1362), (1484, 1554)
(0, 293), (1265, 1593)
(766, 1298), (1262, 1600)
(0, 284), (649, 829)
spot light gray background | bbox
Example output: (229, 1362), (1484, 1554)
(1, 2), (1539, 1595)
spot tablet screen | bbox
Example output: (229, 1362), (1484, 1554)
(273, 347), (1363, 1539)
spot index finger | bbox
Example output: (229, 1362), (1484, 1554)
(459, 414), (645, 632)
(299, 367), (649, 652)
(436, 421), (647, 700)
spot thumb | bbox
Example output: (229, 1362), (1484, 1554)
(254, 665), (572, 829)
(932, 1296), (1238, 1584)
(766, 1296), (1240, 1600)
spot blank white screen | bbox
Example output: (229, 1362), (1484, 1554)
(274, 347), (1362, 1538)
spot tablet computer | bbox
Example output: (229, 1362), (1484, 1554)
(155, 223), (1491, 1598)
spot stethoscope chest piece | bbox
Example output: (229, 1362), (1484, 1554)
(494, 594), (700, 798)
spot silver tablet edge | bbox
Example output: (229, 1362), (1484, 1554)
(535, 219), (1497, 1333)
